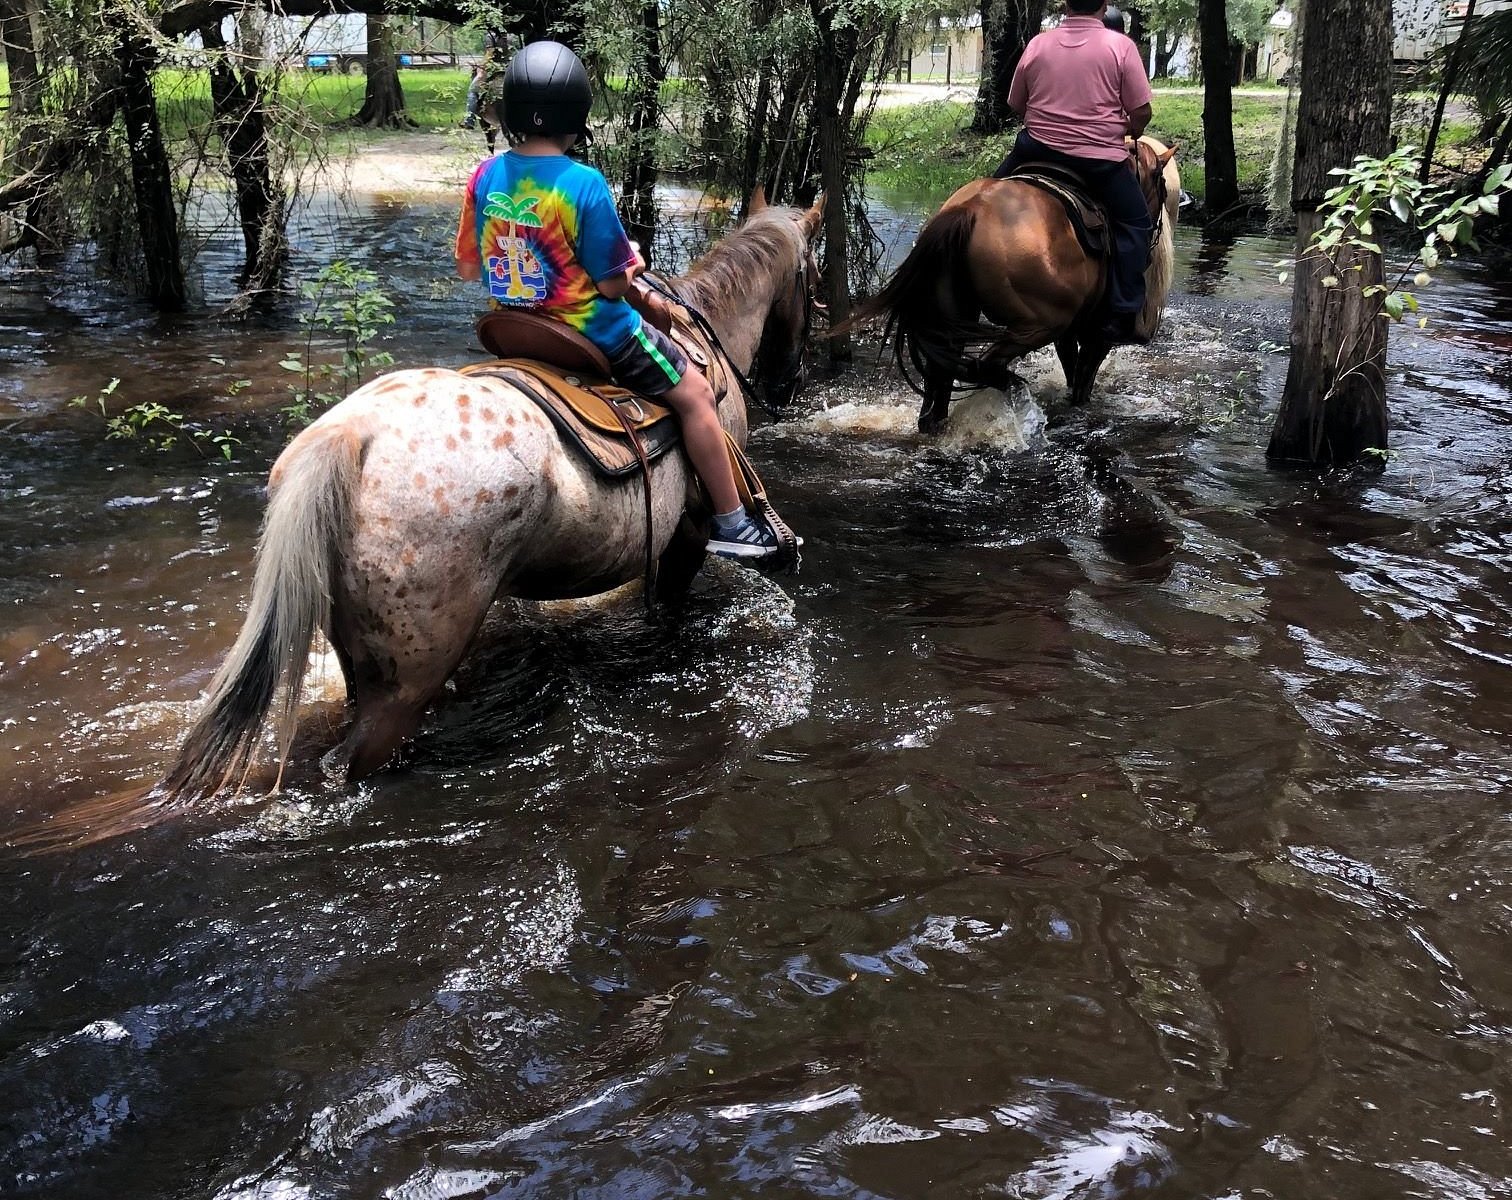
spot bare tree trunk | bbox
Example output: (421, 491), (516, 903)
(1420, 0), (1475, 182)
(1198, 0), (1240, 216)
(1268, 0), (1393, 465)
(741, 58), (775, 208)
(350, 17), (412, 128)
(811, 0), (856, 360)
(619, 0), (664, 260)
(117, 26), (187, 310)
(0, 0), (65, 255)
(202, 19), (288, 308)
(971, 0), (1044, 134)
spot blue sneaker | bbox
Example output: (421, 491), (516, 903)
(707, 515), (781, 559)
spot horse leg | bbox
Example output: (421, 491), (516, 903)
(1069, 336), (1112, 406)
(327, 581), (498, 782)
(1055, 337), (1081, 399)
(918, 367), (954, 436)
(655, 513), (709, 607)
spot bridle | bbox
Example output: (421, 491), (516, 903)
(641, 230), (814, 417)
(1133, 139), (1172, 257)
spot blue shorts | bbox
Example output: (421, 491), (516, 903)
(606, 323), (687, 397)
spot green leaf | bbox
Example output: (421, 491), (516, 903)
(1485, 164), (1511, 194)
(1383, 293), (1404, 320)
(1421, 244), (1440, 268)
(1389, 195), (1412, 223)
(1479, 194), (1500, 216)
(1437, 222), (1458, 244)
(279, 358), (304, 372)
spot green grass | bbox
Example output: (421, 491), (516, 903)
(150, 67), (474, 142)
(864, 88), (1483, 213)
(864, 90), (1292, 210)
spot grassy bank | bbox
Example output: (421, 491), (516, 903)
(865, 89), (1292, 214)
(865, 88), (1482, 216)
(151, 68), (475, 142)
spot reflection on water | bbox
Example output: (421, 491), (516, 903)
(3, 187), (1512, 1199)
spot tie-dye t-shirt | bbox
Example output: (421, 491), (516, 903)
(455, 151), (640, 353)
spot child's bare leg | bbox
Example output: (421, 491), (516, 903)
(659, 368), (741, 515)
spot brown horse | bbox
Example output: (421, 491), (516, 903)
(158, 198), (823, 803)
(848, 136), (1180, 433)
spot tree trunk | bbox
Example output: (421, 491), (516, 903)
(1198, 0), (1240, 216)
(741, 59), (775, 209)
(350, 17), (411, 127)
(1268, 0), (1393, 465)
(619, 0), (664, 260)
(810, 0), (857, 359)
(202, 19), (288, 308)
(0, 0), (65, 255)
(117, 26), (187, 310)
(1419, 0), (1475, 182)
(971, 0), (1044, 135)
(1154, 30), (1174, 79)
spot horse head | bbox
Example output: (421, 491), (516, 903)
(1135, 137), (1181, 225)
(676, 190), (824, 411)
(744, 188), (825, 411)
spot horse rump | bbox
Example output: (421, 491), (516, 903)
(836, 205), (997, 395)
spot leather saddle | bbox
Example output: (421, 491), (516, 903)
(468, 307), (726, 481)
(1006, 162), (1110, 258)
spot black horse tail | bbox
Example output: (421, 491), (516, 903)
(836, 206), (986, 394)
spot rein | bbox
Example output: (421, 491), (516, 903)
(639, 257), (810, 420)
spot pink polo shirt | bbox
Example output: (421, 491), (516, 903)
(1008, 15), (1152, 162)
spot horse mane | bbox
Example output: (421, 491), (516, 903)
(674, 207), (803, 326)
(1136, 136), (1181, 341)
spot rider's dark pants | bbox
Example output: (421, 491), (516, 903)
(992, 129), (1153, 316)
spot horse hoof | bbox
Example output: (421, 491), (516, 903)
(918, 414), (946, 436)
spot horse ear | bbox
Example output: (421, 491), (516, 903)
(749, 185), (768, 214)
(1158, 145), (1178, 165)
(803, 194), (826, 239)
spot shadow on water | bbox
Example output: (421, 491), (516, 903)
(3, 190), (1512, 1198)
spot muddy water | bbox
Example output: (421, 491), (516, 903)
(3, 190), (1512, 1199)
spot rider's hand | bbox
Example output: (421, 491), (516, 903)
(628, 240), (647, 279)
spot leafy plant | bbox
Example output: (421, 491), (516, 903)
(70, 376), (243, 459)
(281, 261), (396, 426)
(1296, 148), (1511, 329)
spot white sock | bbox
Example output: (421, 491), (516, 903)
(713, 506), (748, 534)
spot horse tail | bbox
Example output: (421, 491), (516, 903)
(160, 423), (367, 802)
(836, 205), (985, 390)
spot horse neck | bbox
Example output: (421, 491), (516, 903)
(673, 227), (793, 374)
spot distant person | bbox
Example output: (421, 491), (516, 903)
(454, 41), (788, 559)
(992, 0), (1155, 344)
(460, 63), (486, 131)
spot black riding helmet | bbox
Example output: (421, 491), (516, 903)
(1102, 4), (1126, 31)
(499, 40), (592, 139)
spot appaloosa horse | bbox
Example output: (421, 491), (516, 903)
(161, 197), (822, 801)
(846, 136), (1180, 433)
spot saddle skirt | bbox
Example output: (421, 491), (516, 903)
(467, 306), (729, 481)
(1005, 162), (1110, 258)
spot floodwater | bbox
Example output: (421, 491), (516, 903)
(3, 185), (1512, 1199)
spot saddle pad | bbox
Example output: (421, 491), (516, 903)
(1009, 169), (1109, 258)
(459, 359), (684, 481)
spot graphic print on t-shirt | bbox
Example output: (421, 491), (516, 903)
(482, 192), (548, 304)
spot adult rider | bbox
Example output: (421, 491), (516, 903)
(992, 0), (1155, 344)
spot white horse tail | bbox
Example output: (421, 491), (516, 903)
(161, 422), (368, 802)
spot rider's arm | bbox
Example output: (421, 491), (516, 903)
(455, 181), (482, 281)
(1119, 42), (1154, 139)
(1126, 102), (1152, 138)
(594, 238), (647, 300)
